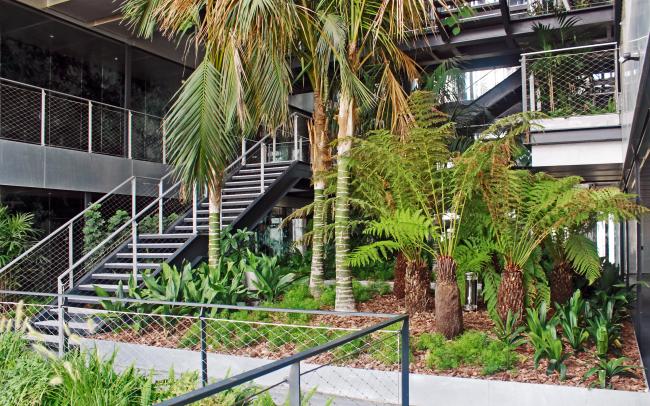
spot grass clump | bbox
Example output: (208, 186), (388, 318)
(418, 331), (519, 375)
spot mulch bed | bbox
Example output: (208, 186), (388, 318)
(90, 294), (647, 392)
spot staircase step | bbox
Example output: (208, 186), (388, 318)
(26, 333), (59, 345)
(104, 263), (161, 270)
(226, 179), (274, 187)
(34, 319), (100, 334)
(221, 208), (244, 213)
(244, 161), (291, 168)
(223, 187), (265, 194)
(239, 166), (288, 174)
(48, 307), (104, 316)
(183, 217), (209, 223)
(139, 233), (193, 239)
(128, 242), (183, 249)
(221, 193), (260, 199)
(175, 225), (209, 231)
(92, 273), (144, 281)
(116, 252), (173, 259)
(231, 174), (280, 181)
(217, 200), (254, 207)
(66, 296), (103, 305)
(79, 283), (129, 293)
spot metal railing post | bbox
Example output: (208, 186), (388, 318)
(162, 120), (167, 164)
(40, 89), (46, 145)
(241, 139), (246, 165)
(88, 101), (93, 153)
(158, 179), (164, 234)
(260, 143), (266, 193)
(293, 114), (299, 160)
(128, 111), (133, 159)
(68, 223), (74, 290)
(200, 307), (208, 387)
(57, 286), (67, 357)
(131, 178), (138, 279)
(192, 184), (198, 234)
(400, 317), (409, 406)
(288, 362), (301, 406)
(520, 54), (527, 112)
(614, 47), (620, 112)
(272, 133), (277, 162)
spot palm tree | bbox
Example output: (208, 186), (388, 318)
(456, 114), (644, 320)
(0, 205), (35, 267)
(121, 0), (296, 266)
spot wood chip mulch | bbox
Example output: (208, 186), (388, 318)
(90, 294), (648, 392)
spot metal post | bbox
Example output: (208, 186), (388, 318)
(57, 289), (67, 357)
(241, 138), (246, 165)
(200, 307), (208, 387)
(260, 143), (266, 193)
(272, 133), (277, 162)
(68, 223), (74, 290)
(158, 179), (164, 234)
(131, 178), (138, 279)
(40, 89), (46, 145)
(127, 111), (133, 159)
(192, 184), (198, 234)
(293, 114), (299, 160)
(299, 137), (303, 161)
(521, 55), (527, 112)
(88, 101), (93, 153)
(400, 317), (410, 406)
(614, 47), (620, 113)
(162, 119), (167, 164)
(288, 362), (301, 406)
(635, 159), (643, 332)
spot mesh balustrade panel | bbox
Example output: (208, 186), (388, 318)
(0, 82), (41, 144)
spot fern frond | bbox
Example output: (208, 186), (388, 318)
(564, 234), (601, 284)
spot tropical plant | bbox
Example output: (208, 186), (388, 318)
(82, 204), (130, 254)
(455, 113), (644, 321)
(582, 356), (639, 389)
(121, 0), (296, 268)
(526, 302), (567, 378)
(0, 205), (35, 267)
(347, 91), (470, 336)
(245, 252), (297, 302)
(328, 0), (469, 312)
(493, 310), (526, 348)
(587, 312), (622, 358)
(555, 290), (589, 352)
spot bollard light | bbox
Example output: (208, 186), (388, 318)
(464, 272), (478, 311)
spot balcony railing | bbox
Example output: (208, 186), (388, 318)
(509, 0), (614, 20)
(521, 43), (618, 118)
(0, 77), (166, 163)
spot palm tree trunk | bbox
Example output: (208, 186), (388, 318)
(497, 263), (525, 321)
(334, 92), (355, 311)
(435, 255), (463, 339)
(207, 187), (222, 267)
(310, 181), (326, 297)
(393, 252), (407, 299)
(550, 260), (573, 306)
(404, 258), (431, 314)
(309, 95), (330, 298)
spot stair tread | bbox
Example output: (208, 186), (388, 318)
(139, 233), (193, 238)
(79, 283), (130, 292)
(92, 273), (144, 280)
(34, 319), (99, 332)
(104, 263), (161, 269)
(128, 242), (183, 248)
(48, 307), (104, 315)
(26, 333), (59, 344)
(116, 252), (173, 258)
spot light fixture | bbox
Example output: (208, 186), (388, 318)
(464, 272), (478, 311)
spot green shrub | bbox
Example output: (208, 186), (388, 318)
(421, 331), (518, 375)
(319, 286), (336, 307)
(352, 281), (391, 303)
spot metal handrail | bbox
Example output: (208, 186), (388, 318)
(56, 178), (184, 291)
(0, 176), (136, 274)
(156, 314), (409, 406)
(0, 77), (162, 119)
(521, 42), (617, 57)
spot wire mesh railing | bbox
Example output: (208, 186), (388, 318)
(0, 77), (165, 163)
(0, 294), (408, 406)
(521, 43), (618, 118)
(509, 0), (614, 20)
(0, 175), (175, 297)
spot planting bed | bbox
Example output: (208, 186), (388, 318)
(88, 293), (647, 392)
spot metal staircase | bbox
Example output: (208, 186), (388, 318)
(0, 113), (312, 342)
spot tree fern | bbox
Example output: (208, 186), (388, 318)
(564, 234), (600, 284)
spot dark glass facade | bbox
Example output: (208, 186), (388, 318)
(0, 0), (188, 115)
